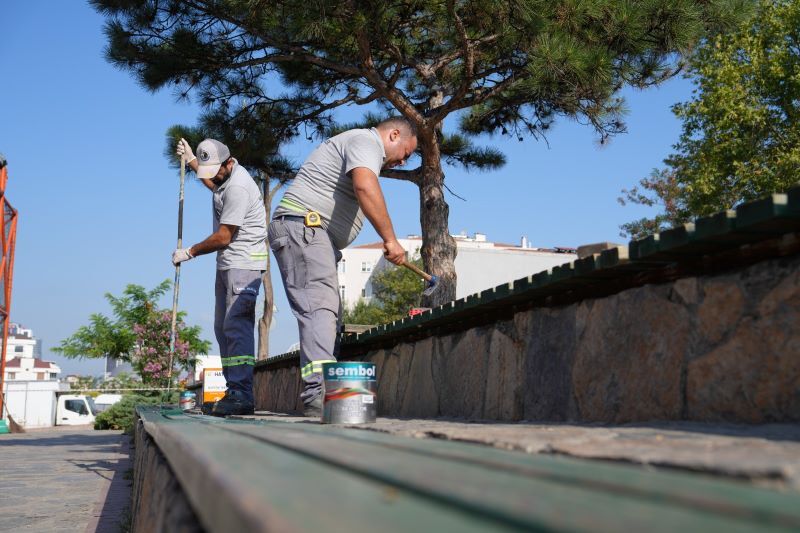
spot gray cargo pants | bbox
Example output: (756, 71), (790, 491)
(269, 217), (341, 406)
(214, 268), (263, 403)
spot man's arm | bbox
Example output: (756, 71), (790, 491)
(351, 167), (405, 265)
(189, 224), (238, 256)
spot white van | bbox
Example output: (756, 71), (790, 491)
(56, 394), (97, 426)
(2, 382), (96, 428)
(93, 393), (123, 413)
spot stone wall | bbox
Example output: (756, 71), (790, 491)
(255, 253), (800, 424)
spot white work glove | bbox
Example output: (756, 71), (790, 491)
(176, 138), (196, 164)
(172, 248), (194, 265)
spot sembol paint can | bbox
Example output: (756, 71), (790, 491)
(179, 390), (196, 411)
(321, 362), (377, 424)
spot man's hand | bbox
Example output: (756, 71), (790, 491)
(176, 138), (196, 164)
(383, 240), (406, 266)
(172, 248), (194, 265)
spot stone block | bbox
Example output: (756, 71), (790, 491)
(688, 266), (800, 422)
(434, 328), (490, 419)
(671, 277), (699, 306)
(522, 305), (580, 421)
(572, 286), (690, 423)
(483, 322), (524, 421)
(697, 280), (745, 347)
(376, 345), (414, 415)
(400, 337), (440, 418)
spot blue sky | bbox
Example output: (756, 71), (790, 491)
(2, 1), (688, 375)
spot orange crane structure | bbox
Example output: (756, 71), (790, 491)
(0, 155), (19, 419)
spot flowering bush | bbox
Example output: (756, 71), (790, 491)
(55, 281), (211, 385)
(132, 311), (195, 385)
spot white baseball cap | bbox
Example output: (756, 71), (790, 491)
(195, 139), (231, 181)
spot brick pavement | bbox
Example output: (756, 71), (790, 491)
(0, 426), (131, 532)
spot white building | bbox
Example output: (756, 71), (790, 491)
(104, 356), (133, 379)
(6, 323), (42, 360)
(3, 323), (61, 382)
(4, 356), (61, 382)
(338, 233), (577, 310)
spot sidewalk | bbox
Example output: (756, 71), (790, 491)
(0, 426), (131, 532)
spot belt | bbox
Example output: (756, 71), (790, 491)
(274, 215), (306, 223)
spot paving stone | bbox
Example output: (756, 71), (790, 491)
(0, 426), (131, 532)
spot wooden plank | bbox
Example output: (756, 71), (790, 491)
(137, 407), (514, 533)
(264, 421), (800, 528)
(736, 193), (800, 234)
(211, 417), (799, 532)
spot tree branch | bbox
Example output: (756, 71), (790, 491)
(440, 0), (474, 113)
(354, 28), (424, 124)
(380, 168), (422, 185)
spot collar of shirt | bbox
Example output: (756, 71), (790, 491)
(368, 128), (387, 164)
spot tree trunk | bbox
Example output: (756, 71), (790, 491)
(256, 178), (278, 360)
(417, 127), (457, 307)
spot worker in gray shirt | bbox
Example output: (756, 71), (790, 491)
(173, 138), (268, 416)
(270, 116), (418, 416)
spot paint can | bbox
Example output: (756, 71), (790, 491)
(179, 390), (197, 411)
(321, 362), (377, 424)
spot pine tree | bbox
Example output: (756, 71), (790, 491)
(92, 0), (746, 304)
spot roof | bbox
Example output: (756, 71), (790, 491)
(4, 357), (56, 369)
(352, 240), (576, 253)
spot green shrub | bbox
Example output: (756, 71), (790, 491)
(94, 393), (177, 434)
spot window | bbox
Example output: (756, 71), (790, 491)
(50, 373), (58, 380)
(36, 372), (44, 381)
(14, 346), (23, 352)
(339, 285), (346, 300)
(361, 261), (372, 272)
(64, 399), (89, 416)
(361, 288), (366, 298)
(6, 372), (14, 380)
(337, 260), (346, 274)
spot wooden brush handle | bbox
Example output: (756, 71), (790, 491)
(402, 260), (432, 282)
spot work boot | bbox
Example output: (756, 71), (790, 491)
(302, 396), (323, 418)
(211, 389), (254, 417)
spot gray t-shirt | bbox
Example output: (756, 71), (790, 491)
(273, 128), (385, 250)
(213, 161), (268, 270)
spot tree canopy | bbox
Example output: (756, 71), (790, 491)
(93, 0), (746, 303)
(620, 0), (797, 238)
(343, 258), (425, 324)
(54, 282), (211, 383)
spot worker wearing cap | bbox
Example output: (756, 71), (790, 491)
(270, 117), (418, 417)
(173, 138), (268, 416)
